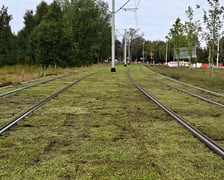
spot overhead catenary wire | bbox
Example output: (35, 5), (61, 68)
(96, 0), (132, 14)
(134, 0), (140, 29)
(93, 0), (111, 12)
(115, 0), (131, 13)
(121, 0), (140, 30)
(116, 29), (124, 37)
(134, 0), (140, 7)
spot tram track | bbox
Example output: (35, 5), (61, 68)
(0, 72), (95, 134)
(127, 69), (224, 158)
(160, 81), (224, 108)
(143, 64), (224, 97)
(0, 71), (78, 97)
(141, 65), (224, 106)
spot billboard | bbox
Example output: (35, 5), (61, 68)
(174, 47), (197, 59)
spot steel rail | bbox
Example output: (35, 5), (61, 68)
(127, 71), (224, 158)
(143, 65), (224, 97)
(0, 72), (76, 97)
(141, 65), (224, 107)
(0, 73), (95, 134)
(164, 81), (224, 108)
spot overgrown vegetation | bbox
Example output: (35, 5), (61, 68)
(138, 65), (224, 146)
(1, 64), (224, 179)
(147, 65), (224, 93)
(0, 64), (73, 86)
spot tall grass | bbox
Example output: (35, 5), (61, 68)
(148, 65), (224, 93)
(0, 65), (72, 85)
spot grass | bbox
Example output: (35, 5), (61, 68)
(1, 64), (224, 179)
(0, 64), (74, 86)
(147, 65), (224, 93)
(135, 65), (224, 146)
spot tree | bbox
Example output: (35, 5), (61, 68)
(17, 2), (50, 65)
(30, 1), (65, 67)
(131, 36), (144, 61)
(203, 0), (224, 66)
(35, 1), (49, 25)
(197, 47), (209, 63)
(144, 40), (167, 63)
(220, 36), (224, 63)
(62, 0), (111, 66)
(185, 6), (201, 64)
(30, 20), (66, 67)
(17, 10), (36, 64)
(94, 0), (111, 63)
(126, 28), (140, 61)
(167, 18), (187, 66)
(0, 5), (15, 66)
(2, 0), (111, 67)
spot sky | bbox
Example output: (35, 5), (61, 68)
(1, 0), (219, 42)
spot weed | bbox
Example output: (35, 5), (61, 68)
(0, 65), (224, 179)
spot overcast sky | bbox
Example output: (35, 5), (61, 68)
(1, 0), (221, 41)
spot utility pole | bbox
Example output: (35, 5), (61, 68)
(165, 41), (168, 64)
(111, 0), (116, 72)
(127, 28), (139, 63)
(123, 29), (127, 66)
(128, 38), (131, 63)
(142, 41), (145, 63)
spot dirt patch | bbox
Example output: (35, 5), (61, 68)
(0, 81), (12, 87)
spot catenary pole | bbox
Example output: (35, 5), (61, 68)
(124, 29), (127, 66)
(166, 41), (168, 64)
(142, 41), (144, 63)
(111, 0), (116, 72)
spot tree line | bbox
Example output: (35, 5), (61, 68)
(1, 0), (224, 67)
(0, 0), (111, 67)
(117, 0), (224, 65)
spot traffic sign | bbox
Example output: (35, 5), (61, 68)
(149, 52), (154, 59)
